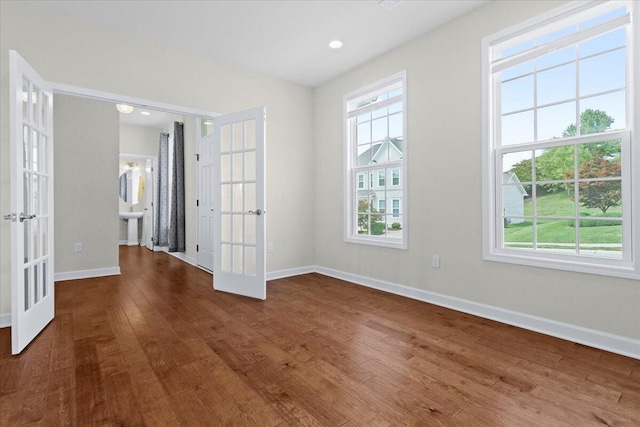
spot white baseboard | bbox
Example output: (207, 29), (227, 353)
(166, 251), (197, 267)
(118, 240), (128, 245)
(54, 266), (121, 282)
(267, 265), (316, 281)
(314, 266), (640, 360)
(0, 313), (10, 328)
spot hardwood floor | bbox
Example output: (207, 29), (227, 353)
(1, 246), (638, 426)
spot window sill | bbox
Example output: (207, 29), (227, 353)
(484, 249), (640, 280)
(345, 235), (407, 250)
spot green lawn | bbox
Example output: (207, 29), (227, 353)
(504, 191), (622, 250)
(522, 190), (622, 217)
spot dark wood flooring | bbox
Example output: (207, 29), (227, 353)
(0, 246), (638, 426)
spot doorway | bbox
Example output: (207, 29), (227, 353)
(8, 51), (268, 355)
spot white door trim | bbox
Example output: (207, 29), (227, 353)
(50, 82), (219, 120)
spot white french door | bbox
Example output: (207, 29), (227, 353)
(197, 133), (215, 271)
(213, 107), (266, 300)
(7, 50), (55, 354)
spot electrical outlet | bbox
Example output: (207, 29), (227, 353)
(268, 242), (274, 253)
(432, 254), (440, 268)
(75, 242), (83, 253)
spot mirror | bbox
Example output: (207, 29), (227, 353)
(119, 168), (145, 205)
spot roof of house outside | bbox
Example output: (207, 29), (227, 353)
(357, 137), (403, 165)
(503, 171), (528, 196)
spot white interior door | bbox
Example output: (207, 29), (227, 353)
(144, 158), (154, 250)
(197, 133), (215, 271)
(7, 50), (55, 354)
(213, 107), (266, 299)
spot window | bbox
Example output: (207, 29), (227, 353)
(483, 1), (639, 279)
(345, 71), (407, 248)
(392, 169), (400, 186)
(358, 173), (364, 189)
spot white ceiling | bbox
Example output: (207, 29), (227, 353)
(32, 0), (489, 87)
(118, 107), (185, 130)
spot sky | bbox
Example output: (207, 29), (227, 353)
(499, 7), (627, 172)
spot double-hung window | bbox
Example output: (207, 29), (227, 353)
(345, 71), (407, 248)
(483, 1), (639, 278)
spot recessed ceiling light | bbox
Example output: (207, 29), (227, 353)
(141, 111), (150, 116)
(329, 40), (343, 49)
(379, 0), (403, 10)
(116, 104), (134, 114)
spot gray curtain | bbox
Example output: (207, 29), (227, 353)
(168, 122), (185, 252)
(155, 133), (169, 247)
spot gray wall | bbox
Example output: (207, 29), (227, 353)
(120, 123), (162, 158)
(313, 0), (640, 340)
(54, 95), (120, 273)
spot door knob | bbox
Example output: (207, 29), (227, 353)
(3, 213), (17, 222)
(19, 213), (36, 222)
(248, 209), (263, 216)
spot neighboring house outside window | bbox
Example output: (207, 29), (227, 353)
(482, 1), (639, 279)
(358, 173), (364, 189)
(392, 199), (400, 218)
(345, 71), (407, 248)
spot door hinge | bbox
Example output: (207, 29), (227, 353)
(196, 154), (200, 161)
(196, 245), (199, 252)
(197, 199), (199, 207)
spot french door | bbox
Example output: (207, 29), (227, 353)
(213, 107), (266, 300)
(7, 50), (55, 354)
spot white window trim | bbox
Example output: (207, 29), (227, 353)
(344, 71), (408, 249)
(482, 0), (640, 280)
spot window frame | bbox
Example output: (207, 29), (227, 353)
(482, 0), (640, 279)
(378, 170), (386, 187)
(344, 71), (408, 249)
(392, 199), (400, 218)
(392, 168), (400, 186)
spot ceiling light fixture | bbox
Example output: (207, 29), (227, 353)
(329, 40), (343, 49)
(379, 0), (403, 10)
(141, 111), (150, 116)
(116, 104), (134, 114)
